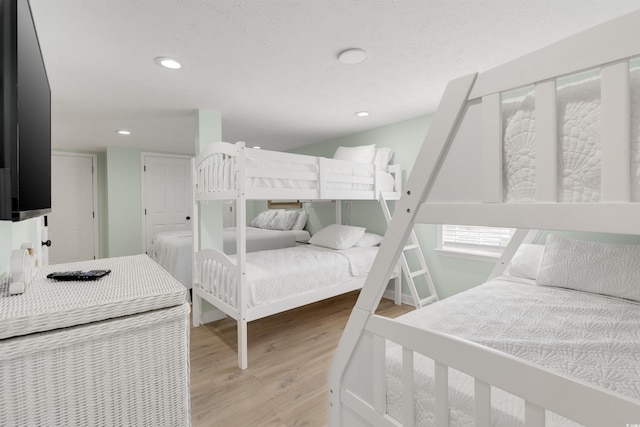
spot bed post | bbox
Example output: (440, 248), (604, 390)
(328, 72), (478, 425)
(191, 158), (202, 326)
(236, 142), (249, 370)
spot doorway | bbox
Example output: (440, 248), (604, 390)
(49, 153), (98, 264)
(141, 153), (193, 254)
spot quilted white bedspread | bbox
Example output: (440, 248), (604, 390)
(386, 277), (640, 426)
(149, 230), (192, 289)
(230, 245), (379, 307)
(503, 68), (640, 202)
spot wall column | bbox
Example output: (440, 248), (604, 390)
(195, 110), (223, 251)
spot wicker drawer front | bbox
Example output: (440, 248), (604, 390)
(0, 303), (191, 427)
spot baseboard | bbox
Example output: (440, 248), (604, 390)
(382, 289), (417, 307)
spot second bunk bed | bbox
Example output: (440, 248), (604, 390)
(190, 141), (425, 369)
(329, 9), (640, 427)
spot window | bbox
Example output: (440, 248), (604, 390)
(437, 225), (515, 259)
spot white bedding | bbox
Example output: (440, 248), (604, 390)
(149, 230), (192, 289)
(503, 68), (640, 202)
(386, 276), (640, 426)
(230, 245), (379, 307)
(149, 227), (311, 288)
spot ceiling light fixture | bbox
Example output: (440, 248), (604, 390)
(116, 130), (131, 135)
(154, 56), (182, 69)
(354, 111), (369, 117)
(337, 48), (367, 65)
(253, 146), (261, 150)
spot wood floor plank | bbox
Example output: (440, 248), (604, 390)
(190, 291), (413, 427)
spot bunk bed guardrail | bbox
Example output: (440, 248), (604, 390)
(194, 141), (403, 201)
(194, 249), (240, 316)
(329, 9), (640, 427)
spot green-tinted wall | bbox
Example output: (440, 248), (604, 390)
(290, 114), (640, 299)
(290, 114), (494, 298)
(106, 147), (143, 256)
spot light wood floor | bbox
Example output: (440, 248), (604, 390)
(190, 291), (413, 427)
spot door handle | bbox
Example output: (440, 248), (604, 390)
(186, 216), (191, 220)
(42, 240), (52, 247)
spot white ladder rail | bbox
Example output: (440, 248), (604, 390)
(380, 196), (439, 308)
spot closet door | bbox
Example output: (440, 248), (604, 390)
(141, 153), (193, 254)
(49, 153), (97, 264)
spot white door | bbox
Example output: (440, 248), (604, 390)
(49, 154), (97, 264)
(142, 154), (193, 254)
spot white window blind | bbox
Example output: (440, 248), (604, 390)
(439, 225), (515, 257)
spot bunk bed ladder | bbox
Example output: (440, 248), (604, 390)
(380, 196), (438, 308)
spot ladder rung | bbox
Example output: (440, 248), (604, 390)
(403, 244), (418, 251)
(410, 268), (428, 278)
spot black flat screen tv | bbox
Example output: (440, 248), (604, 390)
(0, 0), (51, 221)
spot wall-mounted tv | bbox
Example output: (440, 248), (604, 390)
(0, 0), (51, 221)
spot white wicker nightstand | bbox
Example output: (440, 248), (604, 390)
(0, 254), (191, 427)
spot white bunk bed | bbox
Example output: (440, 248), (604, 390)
(329, 10), (640, 427)
(191, 141), (411, 369)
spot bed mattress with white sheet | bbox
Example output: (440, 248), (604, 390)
(502, 67), (640, 202)
(149, 230), (193, 289)
(386, 276), (640, 426)
(229, 245), (379, 308)
(150, 227), (311, 287)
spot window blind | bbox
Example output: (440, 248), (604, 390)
(440, 225), (515, 255)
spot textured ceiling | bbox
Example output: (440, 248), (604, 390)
(29, 0), (640, 155)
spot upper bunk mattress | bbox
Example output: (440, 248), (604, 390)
(386, 277), (640, 426)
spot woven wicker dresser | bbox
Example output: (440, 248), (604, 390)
(0, 254), (191, 427)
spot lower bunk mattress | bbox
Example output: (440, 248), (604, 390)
(219, 245), (382, 308)
(385, 276), (640, 426)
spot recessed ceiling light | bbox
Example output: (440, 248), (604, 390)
(354, 111), (369, 117)
(253, 146), (261, 150)
(338, 48), (367, 65)
(154, 56), (182, 69)
(116, 130), (131, 135)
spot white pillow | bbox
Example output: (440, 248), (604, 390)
(355, 232), (384, 247)
(308, 224), (366, 250)
(268, 210), (300, 230)
(291, 211), (308, 230)
(374, 147), (394, 169)
(333, 144), (376, 164)
(249, 210), (280, 228)
(506, 243), (545, 280)
(537, 234), (640, 302)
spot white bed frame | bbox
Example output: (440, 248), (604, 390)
(191, 141), (406, 369)
(329, 10), (640, 426)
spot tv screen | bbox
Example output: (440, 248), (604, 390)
(0, 0), (51, 221)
